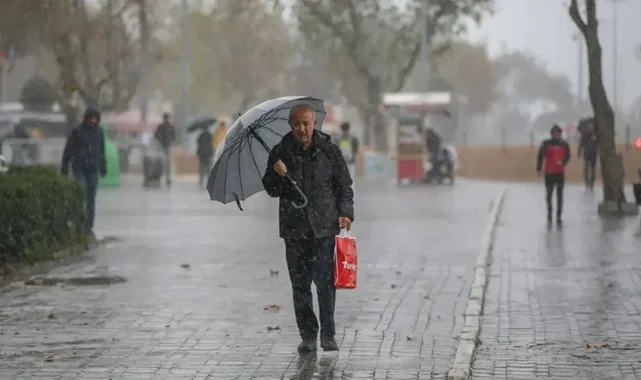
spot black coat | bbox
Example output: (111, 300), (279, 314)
(262, 131), (354, 239)
(154, 122), (176, 149)
(578, 131), (598, 159)
(61, 106), (106, 175)
(196, 130), (213, 158)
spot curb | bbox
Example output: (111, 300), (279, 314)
(447, 187), (506, 380)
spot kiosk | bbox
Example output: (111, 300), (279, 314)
(382, 92), (456, 185)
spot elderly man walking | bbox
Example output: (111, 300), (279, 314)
(262, 104), (355, 353)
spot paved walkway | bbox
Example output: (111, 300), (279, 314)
(0, 178), (501, 379)
(473, 184), (641, 380)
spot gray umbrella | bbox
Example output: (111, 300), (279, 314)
(206, 96), (326, 210)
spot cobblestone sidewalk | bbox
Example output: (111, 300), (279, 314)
(473, 184), (641, 380)
(0, 180), (501, 379)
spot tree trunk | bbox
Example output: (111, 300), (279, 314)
(367, 77), (387, 152)
(584, 28), (624, 202)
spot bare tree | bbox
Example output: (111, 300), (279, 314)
(174, 0), (292, 113)
(430, 41), (500, 116)
(296, 0), (493, 150)
(0, 0), (156, 124)
(569, 0), (625, 207)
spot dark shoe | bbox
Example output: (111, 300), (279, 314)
(297, 339), (317, 354)
(556, 216), (563, 225)
(547, 213), (552, 224)
(320, 337), (338, 351)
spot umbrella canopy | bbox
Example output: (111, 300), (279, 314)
(186, 117), (217, 133)
(206, 96), (326, 210)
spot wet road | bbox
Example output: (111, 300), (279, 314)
(0, 178), (501, 379)
(473, 184), (641, 380)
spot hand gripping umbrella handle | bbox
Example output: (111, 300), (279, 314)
(284, 174), (308, 209)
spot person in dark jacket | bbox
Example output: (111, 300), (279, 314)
(578, 119), (598, 190)
(196, 128), (214, 188)
(154, 112), (176, 186)
(61, 106), (107, 233)
(262, 104), (354, 354)
(536, 125), (571, 224)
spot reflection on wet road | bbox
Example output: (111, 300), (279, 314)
(0, 178), (501, 379)
(473, 184), (641, 380)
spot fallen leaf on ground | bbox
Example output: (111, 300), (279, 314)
(390, 284), (397, 289)
(45, 356), (54, 362)
(269, 270), (279, 277)
(406, 336), (414, 341)
(47, 313), (55, 320)
(263, 305), (281, 311)
(266, 325), (281, 331)
(180, 264), (190, 269)
(586, 343), (610, 349)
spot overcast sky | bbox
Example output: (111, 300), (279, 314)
(467, 0), (641, 112)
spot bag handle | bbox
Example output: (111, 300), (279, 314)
(339, 228), (352, 237)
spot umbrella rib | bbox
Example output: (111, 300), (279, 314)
(246, 137), (265, 188)
(236, 134), (251, 201)
(221, 133), (239, 204)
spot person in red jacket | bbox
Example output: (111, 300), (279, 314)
(536, 125), (571, 224)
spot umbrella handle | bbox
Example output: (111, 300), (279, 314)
(285, 174), (308, 209)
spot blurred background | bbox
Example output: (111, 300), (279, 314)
(0, 0), (639, 181)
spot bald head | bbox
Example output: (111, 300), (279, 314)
(289, 103), (316, 148)
(288, 104), (315, 124)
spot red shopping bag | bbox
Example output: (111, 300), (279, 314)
(334, 230), (357, 289)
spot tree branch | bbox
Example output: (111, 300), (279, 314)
(394, 41), (421, 91)
(585, 0), (597, 28)
(569, 0), (587, 35)
(74, 0), (97, 97)
(299, 0), (373, 81)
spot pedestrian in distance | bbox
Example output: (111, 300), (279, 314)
(262, 104), (355, 354)
(212, 118), (228, 153)
(196, 127), (214, 189)
(578, 119), (598, 190)
(334, 121), (359, 180)
(154, 112), (176, 187)
(60, 106), (107, 235)
(536, 124), (571, 225)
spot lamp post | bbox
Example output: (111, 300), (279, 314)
(611, 0), (626, 112)
(573, 32), (585, 106)
(179, 0), (191, 139)
(420, 1), (430, 90)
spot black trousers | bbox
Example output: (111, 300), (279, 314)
(545, 173), (565, 218)
(198, 155), (212, 187)
(285, 236), (336, 341)
(583, 155), (597, 188)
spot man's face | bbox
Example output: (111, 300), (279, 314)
(87, 115), (98, 126)
(289, 109), (316, 146)
(552, 130), (561, 139)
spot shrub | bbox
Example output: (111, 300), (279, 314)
(0, 165), (88, 265)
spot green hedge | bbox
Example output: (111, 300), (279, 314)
(0, 165), (88, 265)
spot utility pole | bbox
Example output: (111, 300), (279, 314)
(573, 32), (584, 106)
(138, 0), (150, 126)
(420, 0), (430, 91)
(611, 0), (625, 112)
(180, 0), (191, 137)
